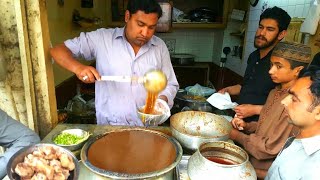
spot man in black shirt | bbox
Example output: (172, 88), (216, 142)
(310, 52), (320, 67)
(219, 7), (291, 122)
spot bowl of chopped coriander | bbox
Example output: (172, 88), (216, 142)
(53, 129), (90, 151)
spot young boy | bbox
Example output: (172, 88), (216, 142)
(228, 41), (312, 179)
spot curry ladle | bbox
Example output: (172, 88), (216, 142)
(100, 70), (167, 93)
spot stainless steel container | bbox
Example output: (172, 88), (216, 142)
(6, 143), (80, 180)
(174, 90), (214, 112)
(80, 128), (183, 180)
(188, 141), (257, 180)
(170, 111), (232, 151)
(170, 53), (195, 65)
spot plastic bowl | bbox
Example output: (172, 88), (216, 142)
(137, 106), (165, 126)
(53, 129), (90, 151)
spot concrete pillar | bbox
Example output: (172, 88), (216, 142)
(0, 0), (57, 138)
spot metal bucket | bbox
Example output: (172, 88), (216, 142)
(80, 128), (182, 180)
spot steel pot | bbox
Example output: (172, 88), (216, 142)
(188, 141), (257, 180)
(170, 111), (232, 152)
(170, 53), (195, 65)
(7, 143), (80, 180)
(174, 91), (214, 112)
(80, 128), (182, 180)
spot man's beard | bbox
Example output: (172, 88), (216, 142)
(134, 39), (146, 47)
(287, 119), (294, 124)
(254, 34), (278, 49)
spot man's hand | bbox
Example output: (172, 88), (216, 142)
(152, 99), (171, 125)
(218, 87), (230, 94)
(234, 104), (262, 119)
(229, 128), (240, 140)
(50, 43), (100, 83)
(75, 65), (101, 83)
(231, 117), (246, 130)
(158, 95), (168, 103)
(217, 84), (241, 96)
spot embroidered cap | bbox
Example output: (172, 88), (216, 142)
(272, 41), (311, 64)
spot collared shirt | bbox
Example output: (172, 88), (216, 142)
(65, 27), (179, 125)
(237, 49), (277, 122)
(0, 109), (40, 179)
(266, 135), (320, 180)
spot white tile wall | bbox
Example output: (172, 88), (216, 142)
(157, 29), (222, 62)
(287, 5), (296, 17)
(226, 0), (311, 76)
(303, 3), (311, 17)
(295, 4), (305, 17)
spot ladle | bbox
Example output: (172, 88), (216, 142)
(100, 70), (167, 93)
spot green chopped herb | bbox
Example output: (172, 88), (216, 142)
(53, 133), (84, 145)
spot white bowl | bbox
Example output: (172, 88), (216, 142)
(53, 129), (90, 151)
(137, 106), (166, 126)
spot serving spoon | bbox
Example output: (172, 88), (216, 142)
(99, 70), (167, 93)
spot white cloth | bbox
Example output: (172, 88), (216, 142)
(206, 92), (238, 110)
(300, 0), (320, 35)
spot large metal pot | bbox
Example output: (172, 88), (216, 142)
(171, 53), (195, 65)
(188, 141), (257, 180)
(170, 111), (232, 152)
(174, 90), (214, 112)
(80, 128), (182, 180)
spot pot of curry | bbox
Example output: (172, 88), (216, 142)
(80, 128), (182, 179)
(174, 90), (214, 112)
(188, 141), (257, 179)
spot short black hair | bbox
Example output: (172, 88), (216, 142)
(288, 60), (309, 70)
(260, 6), (291, 32)
(310, 52), (320, 68)
(301, 65), (320, 108)
(126, 0), (162, 18)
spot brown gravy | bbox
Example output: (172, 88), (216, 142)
(144, 92), (158, 114)
(206, 156), (237, 165)
(139, 108), (162, 115)
(87, 130), (176, 174)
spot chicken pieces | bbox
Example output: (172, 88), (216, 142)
(15, 163), (34, 178)
(14, 146), (75, 180)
